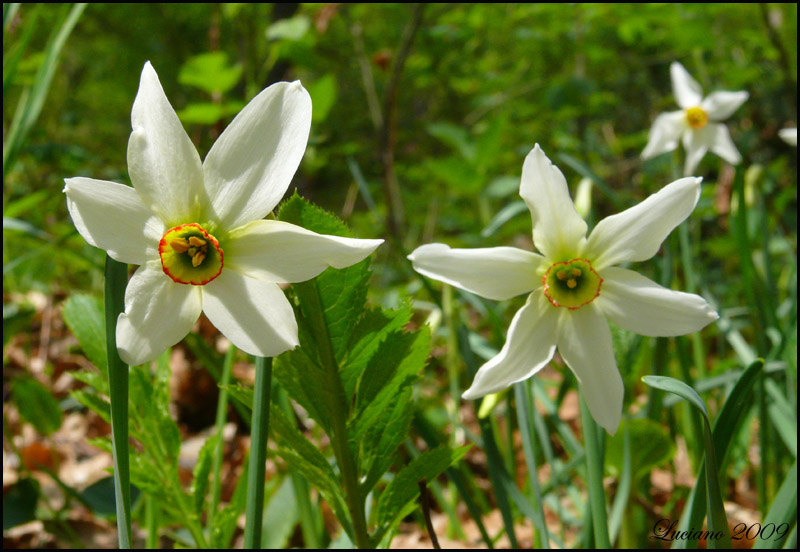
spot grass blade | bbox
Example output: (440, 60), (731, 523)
(580, 395), (610, 548)
(753, 460), (797, 549)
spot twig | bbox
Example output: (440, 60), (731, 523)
(418, 479), (441, 549)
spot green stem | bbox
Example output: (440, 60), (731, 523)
(208, 345), (235, 527)
(145, 497), (158, 549)
(104, 256), (132, 549)
(580, 395), (610, 549)
(244, 356), (273, 549)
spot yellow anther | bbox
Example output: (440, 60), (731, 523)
(571, 268), (582, 277)
(170, 238), (190, 253)
(191, 252), (206, 267)
(567, 279), (577, 289)
(188, 247), (197, 256)
(557, 270), (568, 280)
(188, 236), (207, 247)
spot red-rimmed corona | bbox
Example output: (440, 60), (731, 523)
(158, 223), (224, 285)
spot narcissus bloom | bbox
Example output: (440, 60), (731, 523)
(779, 128), (797, 146)
(65, 62), (382, 365)
(642, 61), (748, 176)
(409, 145), (717, 433)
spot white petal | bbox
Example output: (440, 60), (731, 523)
(707, 123), (742, 165)
(557, 304), (623, 434)
(595, 267), (718, 336)
(64, 177), (164, 265)
(670, 62), (703, 109)
(701, 90), (748, 121)
(408, 243), (544, 301)
(116, 261), (202, 365)
(520, 145), (587, 260)
(127, 62), (206, 227)
(584, 177), (702, 270)
(203, 81), (312, 229)
(462, 290), (558, 399)
(779, 128), (797, 146)
(202, 269), (299, 357)
(641, 110), (686, 159)
(226, 220), (383, 283)
(682, 128), (711, 176)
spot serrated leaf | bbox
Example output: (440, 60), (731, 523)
(70, 389), (111, 423)
(219, 382), (253, 409)
(341, 306), (412, 399)
(62, 294), (107, 372)
(210, 503), (241, 548)
(375, 444), (470, 528)
(272, 347), (332, 433)
(352, 328), (430, 445)
(308, 73), (337, 123)
(80, 476), (141, 518)
(12, 376), (62, 435)
(71, 369), (108, 395)
(191, 435), (218, 516)
(276, 192), (371, 362)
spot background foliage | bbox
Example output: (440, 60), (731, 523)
(3, 3), (797, 549)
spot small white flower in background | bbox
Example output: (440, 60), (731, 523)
(409, 145), (718, 434)
(642, 61), (748, 176)
(65, 62), (382, 365)
(779, 127), (797, 146)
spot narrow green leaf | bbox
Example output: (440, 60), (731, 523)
(261, 477), (300, 549)
(753, 461), (797, 549)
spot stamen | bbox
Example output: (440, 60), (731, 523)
(571, 268), (581, 277)
(557, 270), (568, 280)
(567, 279), (577, 289)
(170, 238), (190, 253)
(192, 252), (205, 267)
(188, 236), (206, 247)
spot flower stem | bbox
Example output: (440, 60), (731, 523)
(580, 394), (610, 548)
(104, 255), (132, 549)
(208, 345), (235, 528)
(244, 356), (273, 549)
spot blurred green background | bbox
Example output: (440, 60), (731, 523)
(3, 3), (797, 549)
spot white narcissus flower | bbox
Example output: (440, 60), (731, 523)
(779, 128), (797, 146)
(642, 61), (748, 176)
(409, 145), (718, 434)
(65, 62), (383, 365)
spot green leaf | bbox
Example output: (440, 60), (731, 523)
(265, 15), (310, 41)
(375, 444), (470, 529)
(605, 418), (674, 479)
(80, 476), (141, 518)
(642, 375), (709, 418)
(340, 306), (412, 399)
(272, 347), (332, 433)
(2, 477), (40, 530)
(481, 200), (528, 237)
(277, 192), (371, 362)
(70, 389), (110, 422)
(261, 477), (299, 550)
(427, 122), (475, 160)
(191, 435), (219, 516)
(669, 359), (764, 549)
(178, 101), (245, 125)
(308, 73), (337, 123)
(178, 52), (242, 94)
(753, 461), (797, 549)
(12, 376), (62, 435)
(63, 294), (107, 372)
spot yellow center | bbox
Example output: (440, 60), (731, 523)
(159, 223), (223, 285)
(685, 106), (708, 129)
(542, 259), (602, 310)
